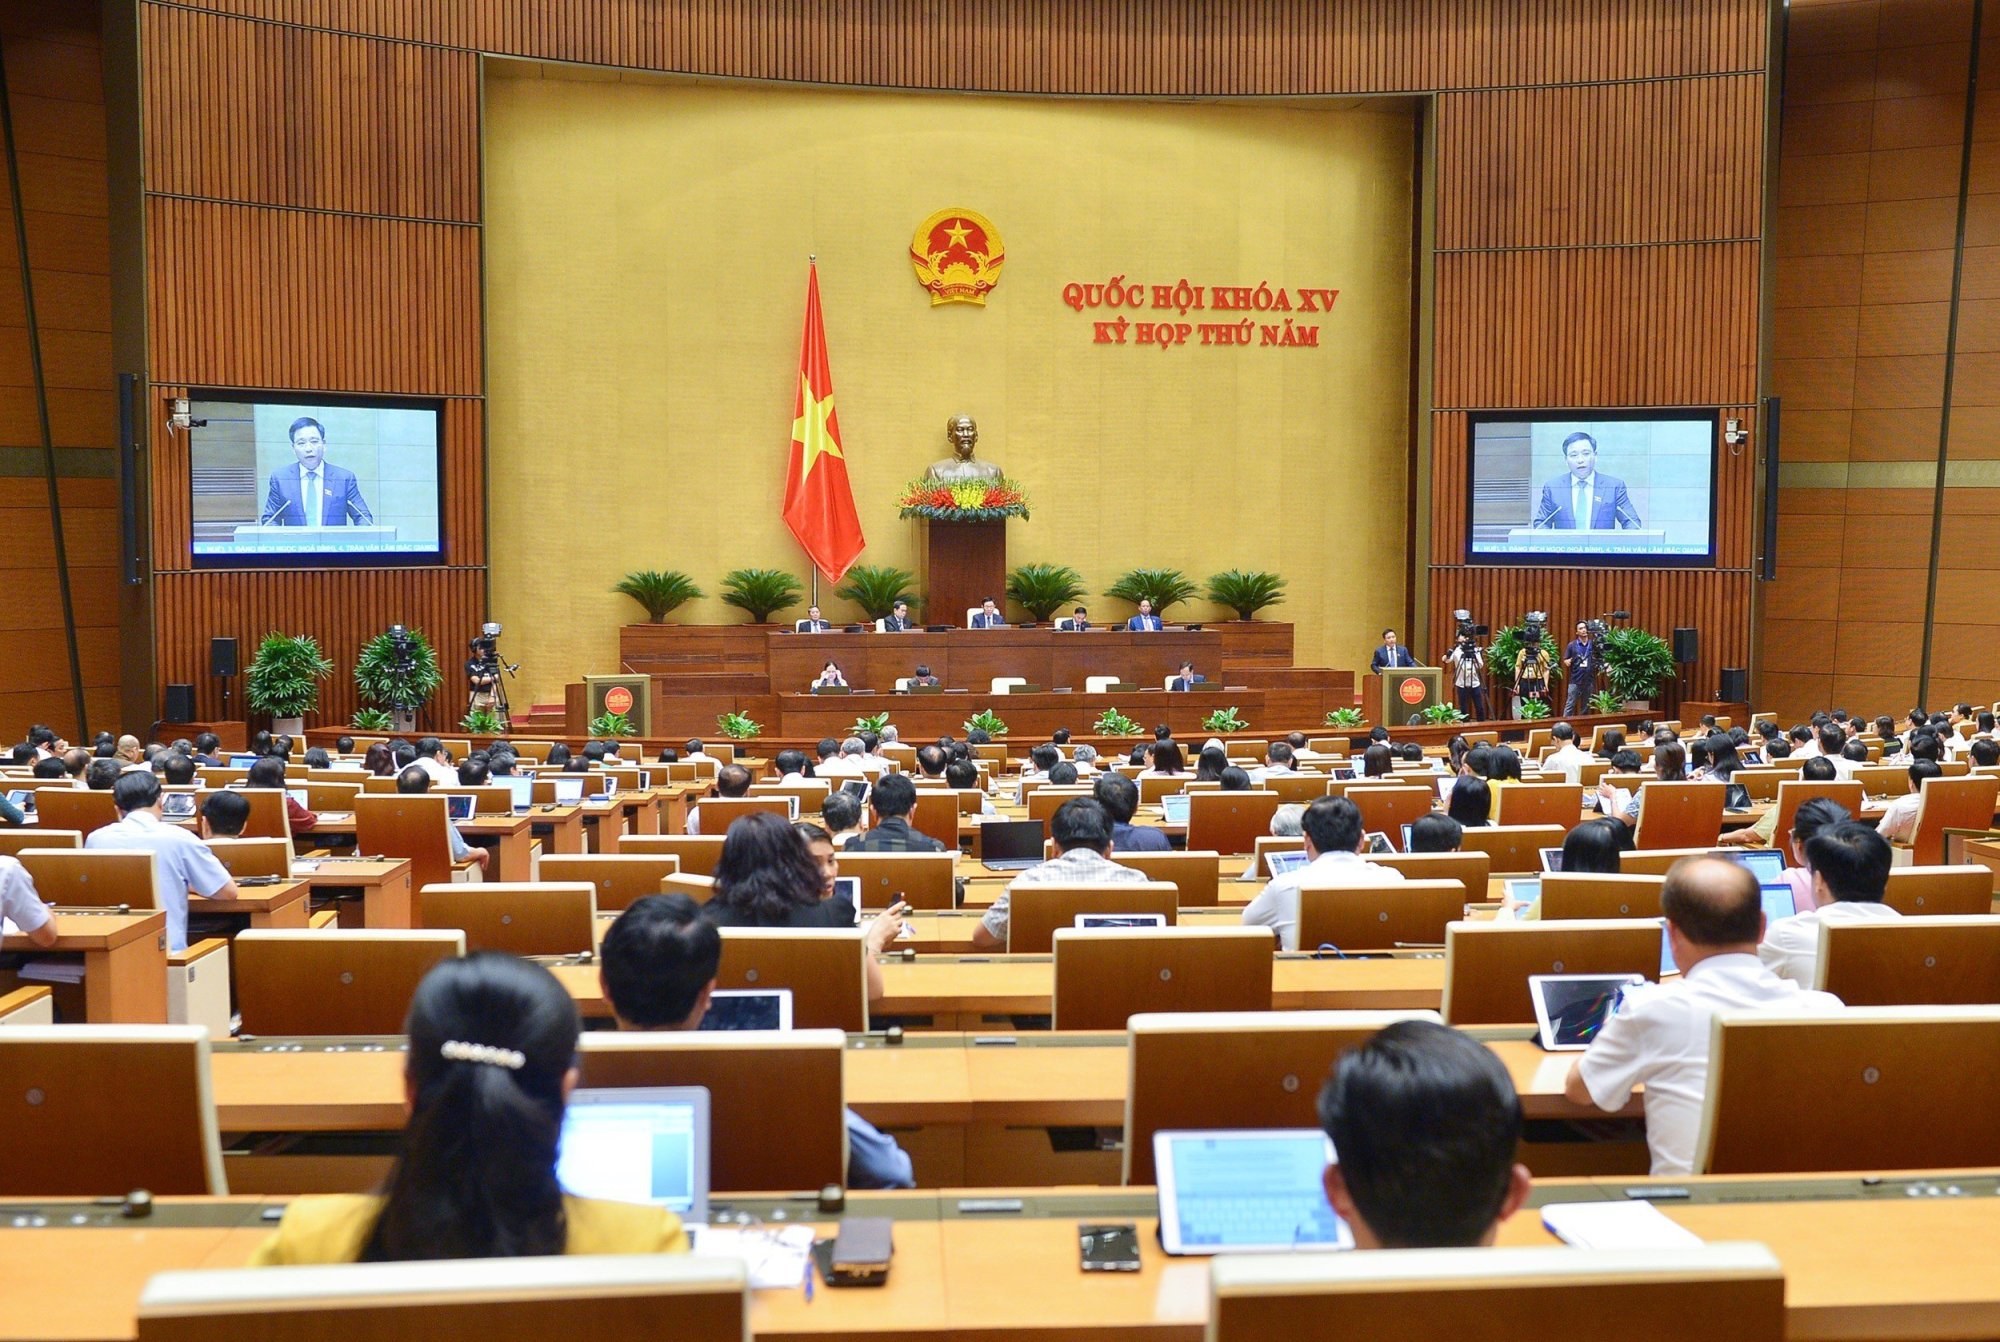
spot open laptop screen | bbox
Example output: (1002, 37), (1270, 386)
(556, 1086), (709, 1221)
(551, 775), (585, 806)
(504, 774), (535, 809)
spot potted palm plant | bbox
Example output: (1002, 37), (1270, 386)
(612, 569), (703, 623)
(1105, 567), (1199, 619)
(833, 565), (919, 623)
(245, 632), (334, 737)
(1005, 563), (1088, 623)
(354, 627), (443, 734)
(1204, 569), (1287, 620)
(720, 568), (805, 624)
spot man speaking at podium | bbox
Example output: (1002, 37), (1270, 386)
(263, 417), (374, 526)
(1536, 432), (1637, 531)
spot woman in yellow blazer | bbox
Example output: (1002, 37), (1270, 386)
(252, 952), (689, 1264)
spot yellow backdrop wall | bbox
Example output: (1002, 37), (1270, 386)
(485, 66), (1414, 709)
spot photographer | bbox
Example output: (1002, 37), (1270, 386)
(1445, 631), (1487, 721)
(1513, 614), (1552, 713)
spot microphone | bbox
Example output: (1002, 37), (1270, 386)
(1531, 494), (1559, 530)
(260, 497), (293, 526)
(1612, 495), (1640, 530)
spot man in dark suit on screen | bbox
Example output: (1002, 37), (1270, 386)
(1535, 432), (1637, 531)
(262, 416), (373, 527)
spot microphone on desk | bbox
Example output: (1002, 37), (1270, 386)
(260, 497), (294, 526)
(1531, 496), (1559, 530)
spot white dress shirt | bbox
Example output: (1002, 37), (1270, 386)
(0, 855), (50, 935)
(1577, 952), (1842, 1175)
(1544, 742), (1592, 786)
(85, 809), (233, 951)
(415, 756), (458, 787)
(1759, 898), (1902, 988)
(1240, 849), (1405, 952)
(979, 847), (1150, 946)
(1875, 792), (1923, 843)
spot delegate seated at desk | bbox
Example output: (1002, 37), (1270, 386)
(813, 661), (849, 691)
(1240, 796), (1403, 951)
(1168, 661), (1205, 692)
(86, 772), (239, 952)
(396, 766), (490, 875)
(881, 600), (916, 632)
(844, 775), (948, 854)
(973, 798), (1148, 951)
(970, 597), (1006, 630)
(0, 854), (58, 948)
(1125, 599), (1163, 632)
(796, 604), (832, 633)
(253, 954), (688, 1264)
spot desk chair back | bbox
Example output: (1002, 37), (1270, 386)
(1732, 769), (1792, 803)
(508, 740), (554, 762)
(196, 768), (249, 788)
(32, 787), (117, 836)
(437, 785), (515, 815)
(1442, 919), (1664, 1025)
(1006, 881), (1180, 952)
(1343, 787), (1431, 852)
(1632, 782), (1726, 850)
(1263, 773), (1334, 806)
(838, 850), (956, 910)
(1209, 1245), (1785, 1342)
(578, 1030), (846, 1193)
(1053, 927), (1274, 1031)
(227, 788), (294, 841)
(354, 794), (463, 890)
(1027, 787), (1093, 825)
(1459, 824), (1565, 875)
(1538, 872), (1667, 920)
(137, 1255), (748, 1342)
(1138, 774), (1188, 806)
(1224, 740), (1266, 760)
(1851, 764), (1911, 797)
(664, 872), (716, 901)
(0, 827), (79, 856)
(533, 773), (610, 801)
(716, 927), (868, 1031)
(1618, 846), (1723, 876)
(1698, 1007), (2000, 1174)
(234, 929), (464, 1036)
(1247, 836), (1306, 881)
(1298, 879), (1468, 951)
(1121, 1009), (1440, 1184)
(1909, 775), (2000, 865)
(306, 781), (361, 813)
(538, 853), (682, 912)
(693, 797), (794, 834)
(203, 837), (291, 880)
(1770, 780), (1864, 855)
(18, 848), (158, 909)
(1111, 849), (1222, 906)
(750, 781), (830, 808)
(1186, 790), (1281, 855)
(419, 882), (596, 957)
(0, 1025), (225, 1196)
(908, 789), (963, 850)
(1493, 783), (1584, 831)
(1366, 849), (1493, 892)
(1814, 917), (2000, 1004)
(619, 833), (725, 876)
(1884, 864), (1994, 915)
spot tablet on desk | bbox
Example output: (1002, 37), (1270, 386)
(5, 789), (31, 814)
(1154, 1129), (1350, 1255)
(1073, 913), (1167, 930)
(697, 988), (792, 1031)
(160, 792), (197, 819)
(1530, 973), (1646, 1050)
(286, 787), (310, 809)
(1539, 847), (1565, 873)
(1264, 850), (1310, 880)
(1159, 793), (1191, 825)
(444, 793), (476, 822)
(556, 1087), (709, 1222)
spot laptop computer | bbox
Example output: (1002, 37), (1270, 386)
(227, 753), (260, 768)
(551, 775), (585, 806)
(556, 1086), (710, 1222)
(444, 793), (476, 822)
(1722, 848), (1807, 921)
(697, 988), (793, 1031)
(981, 819), (1046, 870)
(1153, 1129), (1351, 1255)
(1073, 913), (1167, 930)
(1539, 847), (1565, 873)
(1505, 877), (1541, 906)
(504, 773), (536, 811)
(1159, 792), (1191, 825)
(1264, 850), (1311, 880)
(1529, 973), (1646, 1051)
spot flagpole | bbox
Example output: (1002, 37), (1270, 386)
(808, 253), (818, 616)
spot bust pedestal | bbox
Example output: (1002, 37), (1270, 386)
(919, 519), (1007, 628)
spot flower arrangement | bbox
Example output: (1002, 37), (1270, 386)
(897, 477), (1031, 522)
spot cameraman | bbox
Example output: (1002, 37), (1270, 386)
(1563, 621), (1599, 716)
(466, 637), (499, 716)
(1445, 632), (1488, 722)
(1514, 620), (1552, 711)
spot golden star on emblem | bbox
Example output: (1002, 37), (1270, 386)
(942, 219), (971, 247)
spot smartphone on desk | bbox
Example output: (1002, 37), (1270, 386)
(1079, 1223), (1141, 1272)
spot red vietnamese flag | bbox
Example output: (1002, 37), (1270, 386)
(782, 262), (866, 583)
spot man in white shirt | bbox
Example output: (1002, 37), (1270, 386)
(1543, 722), (1591, 786)
(411, 736), (457, 787)
(86, 772), (241, 952)
(817, 737), (869, 779)
(1874, 760), (1938, 844)
(1241, 795), (1404, 951)
(686, 764), (752, 835)
(0, 854), (57, 948)
(1254, 742), (1300, 782)
(1566, 856), (1843, 1176)
(972, 798), (1148, 950)
(1761, 821), (1900, 987)
(395, 766), (490, 875)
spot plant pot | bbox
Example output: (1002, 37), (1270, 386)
(392, 710), (417, 734)
(271, 716), (305, 738)
(1622, 700), (1651, 713)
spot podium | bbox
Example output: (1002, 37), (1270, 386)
(1365, 667), (1445, 725)
(919, 520), (1006, 629)
(1503, 527), (1670, 554)
(583, 674), (651, 735)
(228, 524), (400, 552)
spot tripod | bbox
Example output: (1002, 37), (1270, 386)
(468, 656), (514, 728)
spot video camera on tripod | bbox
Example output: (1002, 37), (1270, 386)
(466, 621), (518, 725)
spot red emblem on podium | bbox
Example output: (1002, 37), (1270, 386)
(1398, 677), (1426, 705)
(910, 208), (1005, 306)
(604, 686), (634, 715)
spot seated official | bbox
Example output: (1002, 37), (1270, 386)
(1509, 817), (1626, 919)
(1138, 740), (1186, 779)
(818, 736), (868, 778)
(913, 744), (948, 778)
(1446, 776), (1492, 828)
(246, 755), (316, 832)
(1237, 802), (1307, 879)
(87, 772), (240, 953)
(0, 853), (57, 949)
(395, 766), (491, 875)
(1193, 745), (1231, 783)
(1020, 743), (1062, 784)
(1320, 1020), (1532, 1249)
(199, 789), (251, 839)
(795, 604), (832, 633)
(812, 661), (848, 691)
(1218, 766), (1252, 791)
(842, 773), (947, 854)
(1065, 605), (1090, 631)
(253, 952), (688, 1263)
(971, 597), (1005, 629)
(907, 663), (941, 688)
(771, 749), (812, 784)
(1125, 599), (1163, 631)
(880, 599), (916, 632)
(1566, 856), (1843, 1176)
(686, 763), (753, 834)
(1094, 772), (1168, 852)
(1761, 820), (1898, 987)
(1406, 812), (1463, 854)
(819, 789), (863, 847)
(599, 893), (913, 1189)
(1601, 740), (1689, 826)
(1070, 742), (1101, 774)
(703, 812), (859, 930)
(1370, 629), (1417, 671)
(1169, 662), (1205, 692)
(1543, 722), (1591, 785)
(411, 737), (457, 787)
(1047, 761), (1081, 786)
(1242, 795), (1405, 951)
(1719, 755), (1839, 848)
(945, 759), (997, 815)
(796, 821), (909, 999)
(1874, 760), (1939, 843)
(1254, 742), (1299, 780)
(973, 798), (1148, 950)
(1770, 798), (1848, 912)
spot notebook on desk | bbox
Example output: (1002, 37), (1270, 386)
(1154, 1129), (1350, 1255)
(556, 1086), (710, 1221)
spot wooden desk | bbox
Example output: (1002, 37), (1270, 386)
(297, 813), (534, 883)
(765, 628), (1221, 697)
(200, 881), (310, 929)
(291, 858), (414, 929)
(2, 911), (168, 1023)
(16, 1178), (2000, 1341)
(526, 804), (586, 857)
(779, 688), (1265, 741)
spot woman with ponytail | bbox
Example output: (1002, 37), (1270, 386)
(251, 952), (689, 1263)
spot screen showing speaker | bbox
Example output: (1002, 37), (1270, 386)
(187, 392), (444, 568)
(1465, 410), (1718, 567)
